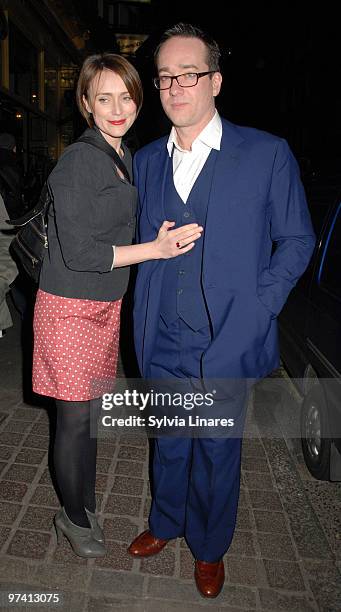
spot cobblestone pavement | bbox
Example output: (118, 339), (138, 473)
(0, 306), (340, 611)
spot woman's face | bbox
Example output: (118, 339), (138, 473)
(83, 68), (137, 149)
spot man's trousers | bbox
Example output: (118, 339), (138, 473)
(148, 316), (244, 562)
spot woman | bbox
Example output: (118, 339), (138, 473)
(32, 54), (202, 558)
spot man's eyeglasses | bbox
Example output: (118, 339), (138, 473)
(153, 71), (216, 90)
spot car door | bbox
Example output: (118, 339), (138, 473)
(306, 199), (341, 376)
(278, 180), (333, 380)
(305, 198), (341, 446)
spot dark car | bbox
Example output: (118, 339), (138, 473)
(278, 166), (341, 481)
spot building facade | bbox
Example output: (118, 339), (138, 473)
(0, 0), (86, 203)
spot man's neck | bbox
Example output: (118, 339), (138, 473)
(173, 110), (216, 151)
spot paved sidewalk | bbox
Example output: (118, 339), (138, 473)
(0, 305), (340, 611)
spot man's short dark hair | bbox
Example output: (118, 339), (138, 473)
(154, 23), (221, 72)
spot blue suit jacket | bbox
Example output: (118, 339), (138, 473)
(133, 118), (315, 379)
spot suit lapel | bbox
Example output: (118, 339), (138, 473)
(144, 121), (245, 265)
(209, 119), (244, 206)
(203, 121), (244, 264)
(146, 145), (170, 225)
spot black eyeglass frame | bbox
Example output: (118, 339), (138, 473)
(153, 71), (216, 90)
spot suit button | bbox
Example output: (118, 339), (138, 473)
(179, 270), (185, 275)
(177, 288), (183, 295)
(183, 211), (190, 218)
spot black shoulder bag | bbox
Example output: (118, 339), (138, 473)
(7, 182), (52, 284)
(6, 136), (131, 283)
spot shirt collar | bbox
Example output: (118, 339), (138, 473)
(167, 110), (222, 156)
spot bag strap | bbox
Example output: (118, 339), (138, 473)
(77, 134), (131, 183)
(7, 133), (131, 225)
(6, 182), (52, 226)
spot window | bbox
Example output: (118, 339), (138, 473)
(9, 21), (39, 106)
(319, 203), (341, 300)
(305, 183), (339, 236)
(45, 51), (58, 118)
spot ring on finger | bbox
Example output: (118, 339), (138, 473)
(176, 241), (181, 248)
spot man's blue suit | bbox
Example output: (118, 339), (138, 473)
(133, 118), (315, 561)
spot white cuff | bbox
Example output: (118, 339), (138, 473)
(111, 245), (116, 270)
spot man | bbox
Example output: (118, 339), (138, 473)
(128, 23), (315, 597)
(0, 133), (25, 221)
(0, 194), (18, 337)
(0, 133), (21, 337)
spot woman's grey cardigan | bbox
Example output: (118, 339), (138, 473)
(39, 128), (137, 302)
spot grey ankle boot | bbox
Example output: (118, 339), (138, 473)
(54, 508), (106, 558)
(85, 508), (105, 544)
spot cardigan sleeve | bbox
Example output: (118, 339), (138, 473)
(48, 145), (114, 273)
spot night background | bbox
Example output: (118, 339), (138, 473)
(76, 0), (341, 165)
(1, 0), (341, 194)
(132, 0), (341, 165)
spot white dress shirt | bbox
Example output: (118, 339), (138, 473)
(166, 110), (222, 203)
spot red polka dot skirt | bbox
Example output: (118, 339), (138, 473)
(32, 289), (122, 401)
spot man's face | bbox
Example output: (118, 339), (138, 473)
(156, 36), (222, 132)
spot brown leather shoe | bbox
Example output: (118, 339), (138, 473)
(194, 559), (225, 598)
(127, 530), (170, 557)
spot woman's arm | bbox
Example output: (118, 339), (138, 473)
(113, 220), (203, 268)
(50, 146), (203, 272)
(50, 147), (115, 273)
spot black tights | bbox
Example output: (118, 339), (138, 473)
(54, 398), (101, 527)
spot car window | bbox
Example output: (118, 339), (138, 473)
(305, 184), (338, 236)
(309, 203), (331, 236)
(318, 202), (341, 301)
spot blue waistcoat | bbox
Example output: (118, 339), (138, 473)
(159, 149), (218, 331)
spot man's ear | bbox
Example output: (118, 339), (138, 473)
(212, 72), (222, 97)
(82, 94), (92, 114)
